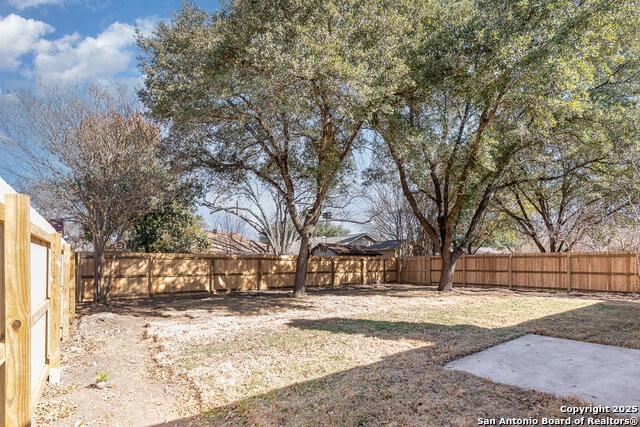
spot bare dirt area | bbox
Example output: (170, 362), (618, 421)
(36, 285), (640, 426)
(35, 302), (204, 426)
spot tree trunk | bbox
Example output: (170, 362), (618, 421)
(93, 240), (107, 303)
(293, 232), (312, 297)
(437, 251), (460, 292)
(104, 250), (117, 304)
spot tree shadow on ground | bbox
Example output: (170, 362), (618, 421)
(76, 284), (446, 318)
(290, 299), (640, 350)
(79, 283), (638, 321)
(78, 290), (314, 318)
(145, 300), (640, 426)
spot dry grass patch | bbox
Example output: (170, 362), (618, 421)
(143, 285), (640, 426)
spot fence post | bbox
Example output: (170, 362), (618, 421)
(4, 193), (32, 425)
(427, 256), (432, 285)
(49, 232), (62, 384)
(77, 254), (83, 303)
(567, 252), (572, 293)
(331, 258), (336, 287)
(257, 258), (263, 290)
(211, 258), (217, 292)
(61, 244), (71, 342)
(74, 251), (80, 306)
(208, 258), (214, 293)
(383, 258), (387, 283)
(147, 255), (153, 297)
(81, 254), (87, 303)
(508, 254), (513, 290)
(360, 258), (365, 285)
(69, 249), (76, 321)
(462, 255), (467, 287)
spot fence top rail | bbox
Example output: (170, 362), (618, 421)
(31, 224), (53, 244)
(76, 251), (392, 262)
(407, 250), (640, 259)
(78, 250), (640, 261)
(1, 199), (54, 244)
(78, 251), (296, 260)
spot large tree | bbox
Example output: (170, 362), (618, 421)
(375, 0), (640, 290)
(0, 84), (172, 303)
(608, 105), (640, 251)
(495, 138), (621, 253)
(138, 0), (412, 296)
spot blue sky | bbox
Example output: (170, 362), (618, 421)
(0, 0), (368, 236)
(0, 0), (221, 186)
(0, 0), (218, 93)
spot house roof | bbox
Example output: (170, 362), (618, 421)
(369, 239), (405, 251)
(473, 247), (505, 254)
(328, 233), (377, 245)
(205, 230), (270, 255)
(311, 243), (382, 256)
(289, 233), (378, 254)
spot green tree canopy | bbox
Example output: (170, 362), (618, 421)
(125, 198), (210, 253)
(138, 0), (414, 295)
(495, 132), (625, 253)
(313, 222), (350, 237)
(373, 0), (640, 290)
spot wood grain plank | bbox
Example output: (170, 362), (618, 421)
(49, 232), (62, 383)
(4, 194), (32, 425)
(61, 244), (71, 342)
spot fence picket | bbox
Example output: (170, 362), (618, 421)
(401, 253), (640, 293)
(75, 252), (399, 299)
(49, 233), (62, 384)
(61, 244), (71, 342)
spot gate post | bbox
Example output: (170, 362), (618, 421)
(4, 193), (32, 425)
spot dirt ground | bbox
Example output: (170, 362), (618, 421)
(35, 284), (640, 426)
(35, 302), (203, 426)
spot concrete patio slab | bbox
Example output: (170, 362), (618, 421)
(445, 334), (640, 409)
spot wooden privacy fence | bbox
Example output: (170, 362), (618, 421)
(1, 193), (76, 425)
(401, 252), (640, 293)
(76, 252), (398, 300)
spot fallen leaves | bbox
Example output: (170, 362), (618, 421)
(34, 400), (77, 425)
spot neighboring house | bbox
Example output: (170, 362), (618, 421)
(364, 240), (505, 257)
(205, 230), (270, 255)
(329, 233), (377, 246)
(472, 247), (505, 254)
(289, 233), (378, 254)
(368, 240), (404, 257)
(311, 243), (382, 257)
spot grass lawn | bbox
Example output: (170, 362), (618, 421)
(143, 285), (640, 426)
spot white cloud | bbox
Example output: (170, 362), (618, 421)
(7, 0), (65, 10)
(0, 14), (54, 71)
(133, 16), (159, 38)
(31, 16), (160, 83)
